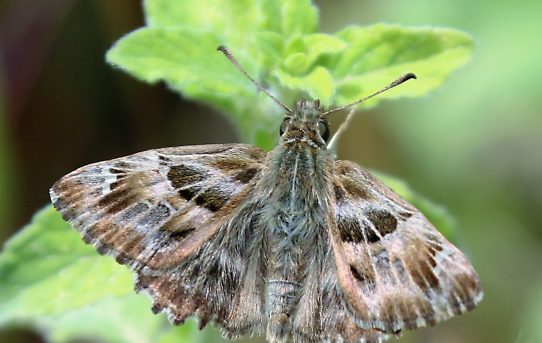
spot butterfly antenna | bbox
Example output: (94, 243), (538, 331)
(325, 73), (417, 150)
(322, 73), (417, 116)
(217, 46), (292, 114)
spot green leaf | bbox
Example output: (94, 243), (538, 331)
(274, 66), (335, 106)
(328, 24), (474, 106)
(158, 320), (225, 343)
(110, 4), (472, 149)
(110, 4), (475, 148)
(106, 28), (248, 101)
(144, 0), (262, 36)
(106, 27), (282, 147)
(0, 206), (223, 343)
(302, 33), (347, 70)
(281, 0), (318, 36)
(41, 295), (165, 343)
(0, 207), (134, 321)
(254, 0), (318, 37)
(282, 34), (347, 74)
(110, 0), (325, 148)
(0, 207), (154, 341)
(253, 31), (284, 69)
(520, 278), (542, 343)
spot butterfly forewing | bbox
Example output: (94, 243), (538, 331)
(50, 143), (267, 304)
(329, 160), (483, 333)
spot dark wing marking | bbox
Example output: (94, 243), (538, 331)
(329, 160), (483, 336)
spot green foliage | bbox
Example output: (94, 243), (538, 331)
(0, 0), (473, 342)
(0, 208), (132, 317)
(519, 278), (542, 343)
(0, 207), (225, 342)
(108, 0), (472, 149)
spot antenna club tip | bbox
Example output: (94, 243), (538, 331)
(217, 45), (228, 53)
(405, 72), (417, 80)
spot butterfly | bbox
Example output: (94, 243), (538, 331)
(49, 46), (482, 343)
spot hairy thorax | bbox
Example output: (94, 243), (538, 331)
(260, 137), (335, 339)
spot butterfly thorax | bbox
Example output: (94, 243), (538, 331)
(259, 100), (334, 339)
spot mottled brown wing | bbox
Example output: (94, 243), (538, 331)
(329, 160), (483, 336)
(50, 143), (268, 334)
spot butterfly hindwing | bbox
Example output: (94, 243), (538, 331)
(135, 196), (268, 335)
(329, 160), (483, 335)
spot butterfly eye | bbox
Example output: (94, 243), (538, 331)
(279, 118), (290, 136)
(318, 121), (330, 142)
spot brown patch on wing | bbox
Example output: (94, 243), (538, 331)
(349, 262), (377, 293)
(330, 160), (483, 333)
(337, 214), (365, 243)
(78, 217), (148, 267)
(167, 165), (206, 188)
(208, 153), (264, 185)
(194, 186), (229, 212)
(234, 167), (259, 183)
(158, 225), (196, 242)
(403, 238), (441, 293)
(334, 181), (371, 244)
(386, 232), (482, 327)
(342, 178), (372, 200)
(335, 160), (419, 211)
(178, 185), (201, 201)
(365, 208), (398, 242)
(52, 178), (86, 207)
(333, 172), (372, 201)
(165, 146), (264, 211)
(388, 293), (436, 328)
(454, 273), (482, 311)
(97, 171), (160, 214)
(209, 156), (249, 171)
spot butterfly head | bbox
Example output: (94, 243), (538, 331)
(279, 98), (330, 145)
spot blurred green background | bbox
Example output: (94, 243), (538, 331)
(0, 0), (541, 342)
